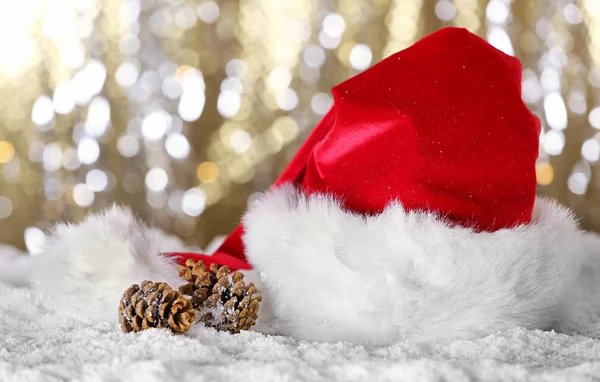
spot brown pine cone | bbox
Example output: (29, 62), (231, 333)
(178, 259), (261, 334)
(118, 280), (196, 333)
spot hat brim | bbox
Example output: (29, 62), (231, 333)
(29, 187), (588, 344)
(242, 184), (586, 345)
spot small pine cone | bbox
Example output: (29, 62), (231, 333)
(118, 281), (196, 333)
(178, 259), (262, 334)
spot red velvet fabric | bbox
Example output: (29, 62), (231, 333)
(165, 27), (540, 271)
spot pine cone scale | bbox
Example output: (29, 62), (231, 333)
(177, 259), (262, 334)
(119, 281), (196, 333)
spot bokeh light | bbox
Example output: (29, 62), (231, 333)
(1, 0), (600, 252)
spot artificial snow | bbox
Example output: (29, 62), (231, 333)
(1, 245), (600, 381)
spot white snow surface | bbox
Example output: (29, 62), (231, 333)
(2, 243), (600, 381)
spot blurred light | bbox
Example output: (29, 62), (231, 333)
(0, 0), (40, 77)
(71, 71), (91, 106)
(268, 67), (292, 91)
(77, 137), (100, 165)
(62, 147), (81, 170)
(563, 3), (582, 24)
(487, 27), (514, 56)
(217, 90), (241, 117)
(119, 1), (141, 24)
(544, 92), (568, 130)
(0, 196), (13, 219)
(589, 107), (600, 129)
(272, 116), (299, 143)
(85, 97), (111, 137)
(32, 95), (54, 125)
(297, 22), (312, 42)
(29, 141), (45, 163)
(275, 88), (298, 111)
(265, 130), (284, 153)
(226, 59), (247, 79)
(303, 45), (326, 68)
(546, 47), (567, 68)
(486, 0), (510, 24)
(44, 178), (63, 200)
(86, 169), (108, 192)
(435, 0), (456, 21)
(536, 163), (554, 185)
(197, 162), (219, 183)
(230, 130), (252, 153)
(145, 168), (169, 191)
(158, 61), (177, 79)
(73, 183), (95, 207)
(540, 68), (561, 92)
(2, 158), (21, 184)
(53, 81), (75, 114)
(117, 135), (140, 157)
(140, 70), (161, 93)
(568, 172), (588, 195)
(165, 133), (190, 159)
(146, 190), (168, 208)
(168, 191), (184, 213)
(542, 130), (565, 155)
(535, 19), (552, 41)
(0, 141), (15, 164)
(322, 13), (345, 38)
(318, 31), (341, 50)
(574, 159), (592, 179)
(522, 76), (542, 104)
(178, 70), (206, 121)
(162, 76), (183, 99)
(311, 93), (333, 115)
(149, 8), (168, 37)
(43, 143), (63, 172)
(179, 92), (205, 121)
(130, 83), (150, 102)
(182, 188), (207, 216)
(78, 59), (107, 99)
(197, 1), (220, 23)
(590, 69), (600, 89)
(142, 110), (171, 140)
(568, 91), (587, 114)
(170, 116), (184, 134)
(300, 65), (320, 85)
(175, 7), (197, 30)
(24, 227), (46, 256)
(582, 139), (600, 162)
(115, 61), (140, 88)
(119, 34), (140, 55)
(221, 77), (244, 93)
(349, 44), (372, 70)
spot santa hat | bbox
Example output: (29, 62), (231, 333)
(33, 27), (586, 345)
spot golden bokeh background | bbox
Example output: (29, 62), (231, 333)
(0, 0), (599, 253)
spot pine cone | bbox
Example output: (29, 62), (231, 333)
(178, 259), (262, 334)
(118, 281), (196, 333)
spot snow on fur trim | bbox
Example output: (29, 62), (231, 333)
(32, 205), (186, 323)
(242, 185), (586, 345)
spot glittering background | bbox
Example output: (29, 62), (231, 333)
(0, 0), (599, 253)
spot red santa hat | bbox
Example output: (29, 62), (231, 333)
(32, 28), (585, 345)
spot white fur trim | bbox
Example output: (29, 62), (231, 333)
(242, 185), (586, 345)
(32, 206), (185, 323)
